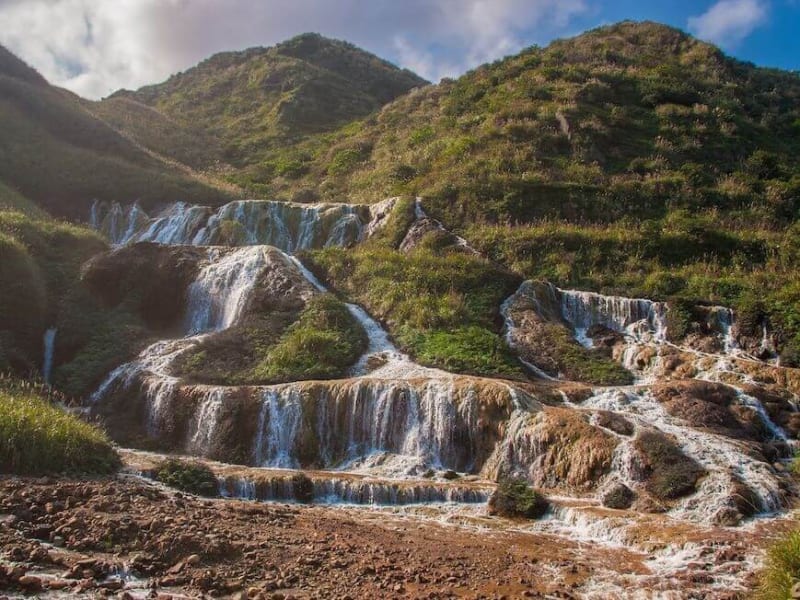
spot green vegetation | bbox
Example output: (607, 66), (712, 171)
(757, 529), (800, 600)
(104, 33), (425, 180)
(488, 477), (549, 519)
(0, 45), (232, 218)
(0, 211), (107, 375)
(154, 459), (219, 497)
(252, 294), (366, 381)
(635, 431), (706, 500)
(0, 388), (120, 475)
(305, 237), (524, 378)
(175, 294), (366, 385)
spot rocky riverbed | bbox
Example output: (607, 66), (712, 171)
(0, 474), (793, 599)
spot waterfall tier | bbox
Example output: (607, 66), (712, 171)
(90, 198), (396, 250)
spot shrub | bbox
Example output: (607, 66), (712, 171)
(757, 529), (800, 600)
(155, 459), (218, 497)
(488, 477), (549, 519)
(0, 389), (120, 475)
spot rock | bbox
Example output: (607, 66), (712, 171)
(594, 411), (634, 436)
(186, 553), (201, 566)
(600, 483), (636, 509)
(712, 507), (742, 527)
(18, 575), (43, 592)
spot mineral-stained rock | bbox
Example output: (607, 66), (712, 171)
(600, 482), (636, 509)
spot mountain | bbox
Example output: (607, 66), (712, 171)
(99, 33), (427, 175)
(0, 46), (233, 219)
(244, 22), (799, 215)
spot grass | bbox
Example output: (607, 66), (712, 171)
(252, 294), (366, 381)
(488, 477), (549, 519)
(0, 388), (120, 475)
(155, 459), (218, 497)
(305, 240), (525, 379)
(757, 530), (800, 600)
(174, 294), (366, 385)
(635, 431), (706, 500)
(0, 210), (109, 377)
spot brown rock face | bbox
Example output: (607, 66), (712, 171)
(82, 242), (207, 331)
(497, 408), (618, 491)
(651, 380), (771, 443)
(633, 431), (706, 501)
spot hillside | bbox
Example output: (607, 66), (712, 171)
(262, 21), (799, 363)
(0, 47), (233, 219)
(101, 33), (427, 177)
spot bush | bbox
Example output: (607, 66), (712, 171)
(757, 529), (800, 600)
(155, 459), (218, 497)
(488, 477), (549, 519)
(0, 389), (120, 475)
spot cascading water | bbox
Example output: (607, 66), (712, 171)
(90, 198), (396, 251)
(41, 328), (56, 384)
(574, 387), (785, 523)
(184, 246), (273, 335)
(83, 195), (800, 597)
(556, 287), (668, 347)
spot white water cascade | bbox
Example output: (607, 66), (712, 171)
(184, 246), (273, 335)
(573, 387), (786, 523)
(555, 287), (669, 347)
(90, 198), (396, 250)
(41, 327), (57, 384)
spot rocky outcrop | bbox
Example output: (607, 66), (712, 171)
(650, 380), (771, 443)
(81, 242), (207, 331)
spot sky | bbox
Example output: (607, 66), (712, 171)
(0, 0), (797, 100)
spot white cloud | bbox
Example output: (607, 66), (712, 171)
(0, 0), (588, 99)
(688, 0), (769, 48)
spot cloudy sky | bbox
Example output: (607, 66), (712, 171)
(0, 0), (797, 99)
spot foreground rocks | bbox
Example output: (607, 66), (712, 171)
(0, 474), (779, 599)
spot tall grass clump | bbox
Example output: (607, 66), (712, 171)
(757, 530), (800, 599)
(0, 389), (120, 475)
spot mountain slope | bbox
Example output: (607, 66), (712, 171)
(102, 33), (427, 172)
(251, 22), (799, 218)
(0, 47), (233, 219)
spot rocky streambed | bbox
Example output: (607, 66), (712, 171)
(0, 465), (794, 599)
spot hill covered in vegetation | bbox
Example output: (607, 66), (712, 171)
(99, 33), (427, 178)
(0, 46), (233, 219)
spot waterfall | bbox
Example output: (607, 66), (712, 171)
(218, 473), (492, 505)
(184, 247), (272, 335)
(556, 288), (668, 347)
(249, 379), (498, 475)
(90, 198), (397, 250)
(576, 387), (785, 523)
(42, 328), (56, 384)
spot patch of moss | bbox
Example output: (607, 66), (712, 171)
(305, 244), (525, 379)
(174, 294), (365, 385)
(635, 431), (705, 500)
(253, 294), (366, 382)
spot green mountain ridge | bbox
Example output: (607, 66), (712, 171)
(102, 33), (428, 171)
(0, 45), (233, 219)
